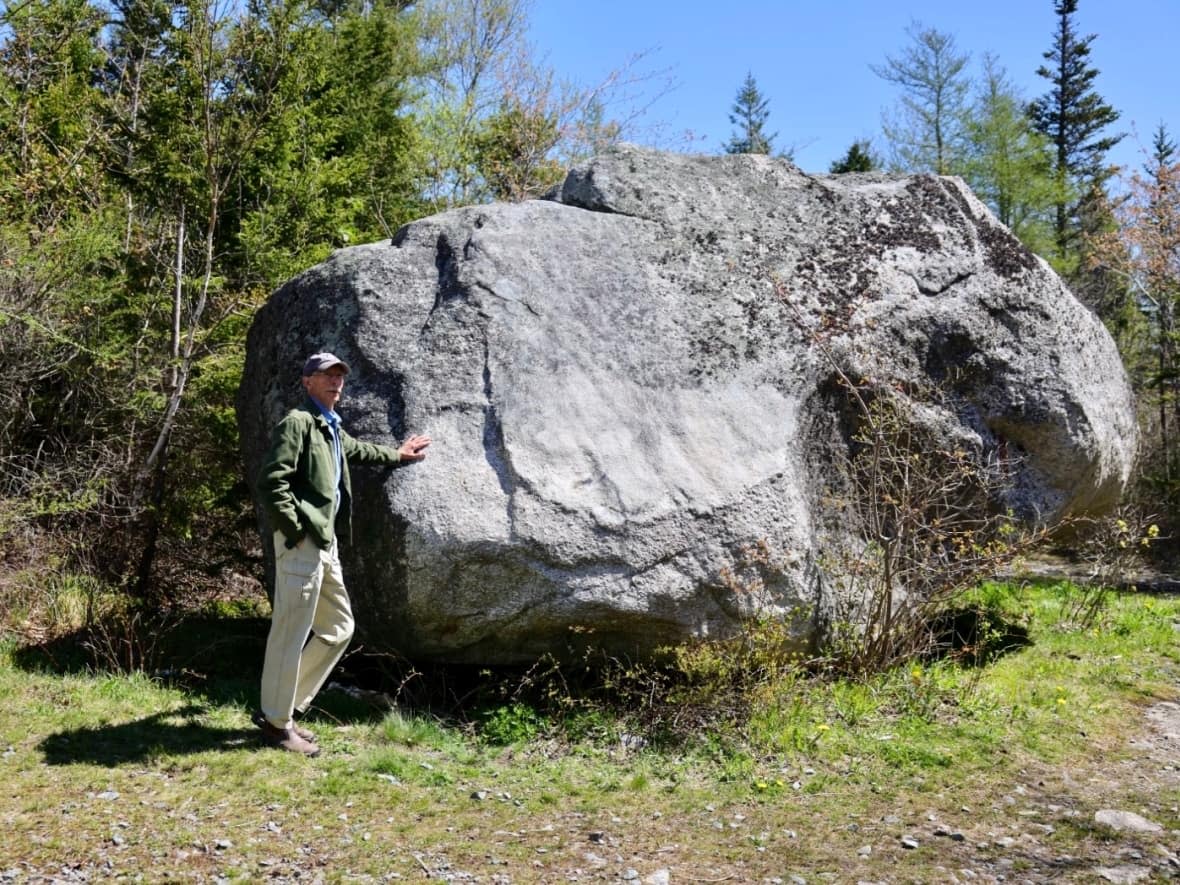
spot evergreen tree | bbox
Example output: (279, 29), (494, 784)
(1146, 121), (1177, 177)
(0, 0), (124, 529)
(1028, 0), (1123, 264)
(872, 22), (970, 175)
(0, 0), (111, 221)
(236, 0), (427, 281)
(724, 72), (776, 155)
(0, 0), (435, 598)
(829, 140), (879, 173)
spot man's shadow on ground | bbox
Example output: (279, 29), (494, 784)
(38, 705), (261, 766)
(19, 615), (271, 765)
(22, 614), (402, 766)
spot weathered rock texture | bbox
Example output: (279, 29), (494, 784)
(238, 144), (1136, 663)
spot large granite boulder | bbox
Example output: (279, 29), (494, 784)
(237, 144), (1136, 664)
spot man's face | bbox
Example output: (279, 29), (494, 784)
(302, 366), (347, 410)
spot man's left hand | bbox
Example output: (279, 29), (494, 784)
(398, 434), (432, 462)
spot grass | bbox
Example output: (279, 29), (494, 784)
(0, 580), (1177, 881)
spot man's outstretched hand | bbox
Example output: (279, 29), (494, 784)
(398, 434), (432, 462)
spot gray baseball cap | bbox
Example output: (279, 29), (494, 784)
(302, 352), (351, 376)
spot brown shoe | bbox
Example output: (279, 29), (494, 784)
(252, 709), (316, 744)
(255, 716), (320, 757)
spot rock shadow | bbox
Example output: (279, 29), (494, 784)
(926, 605), (1032, 665)
(10, 614), (270, 709)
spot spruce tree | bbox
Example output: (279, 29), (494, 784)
(1147, 122), (1177, 177)
(724, 72), (776, 155)
(829, 140), (878, 173)
(1028, 0), (1123, 263)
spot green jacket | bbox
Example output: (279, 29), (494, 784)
(258, 399), (401, 549)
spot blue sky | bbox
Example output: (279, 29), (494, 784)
(527, 0), (1178, 177)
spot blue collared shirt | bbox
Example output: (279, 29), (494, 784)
(310, 398), (343, 509)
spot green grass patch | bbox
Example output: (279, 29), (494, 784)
(0, 581), (1177, 881)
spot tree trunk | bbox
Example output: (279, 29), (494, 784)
(132, 207), (187, 603)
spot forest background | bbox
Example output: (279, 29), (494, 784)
(0, 0), (1175, 616)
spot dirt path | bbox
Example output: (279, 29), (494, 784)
(918, 701), (1180, 883)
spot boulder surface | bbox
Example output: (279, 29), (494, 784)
(237, 144), (1136, 663)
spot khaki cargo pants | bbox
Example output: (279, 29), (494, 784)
(260, 531), (354, 730)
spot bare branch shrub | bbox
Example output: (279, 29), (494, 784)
(1062, 508), (1161, 629)
(816, 379), (1048, 675)
(773, 280), (1051, 676)
(80, 602), (176, 675)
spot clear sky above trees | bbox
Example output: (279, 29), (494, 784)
(526, 0), (1177, 177)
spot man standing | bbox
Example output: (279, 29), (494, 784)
(254, 352), (430, 756)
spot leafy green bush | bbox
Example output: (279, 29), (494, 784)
(478, 702), (546, 745)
